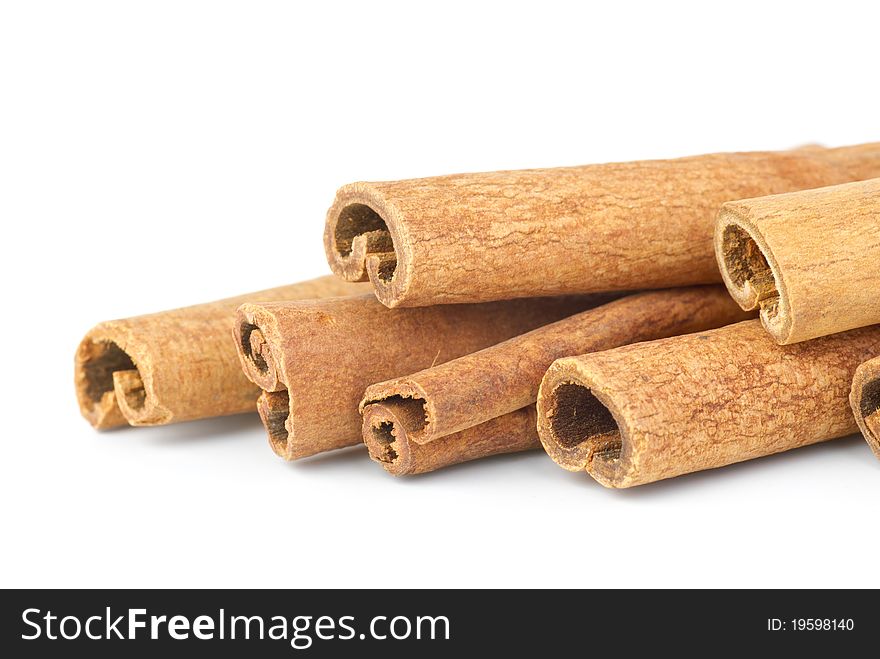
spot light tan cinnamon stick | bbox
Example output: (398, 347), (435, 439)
(716, 178), (880, 344)
(325, 143), (880, 308)
(75, 276), (368, 429)
(360, 286), (751, 476)
(537, 320), (880, 488)
(851, 357), (880, 460)
(234, 294), (600, 460)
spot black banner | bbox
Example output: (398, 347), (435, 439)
(0, 589), (873, 656)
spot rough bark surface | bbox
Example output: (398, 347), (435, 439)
(325, 143), (880, 307)
(234, 294), (600, 460)
(361, 286), (751, 452)
(537, 320), (880, 488)
(75, 276), (368, 429)
(851, 356), (880, 460)
(716, 177), (880, 344)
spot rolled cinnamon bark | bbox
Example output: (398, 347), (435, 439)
(537, 320), (880, 488)
(325, 142), (880, 307)
(362, 404), (539, 476)
(75, 276), (368, 430)
(361, 286), (751, 451)
(234, 294), (599, 460)
(716, 178), (880, 344)
(851, 357), (880, 460)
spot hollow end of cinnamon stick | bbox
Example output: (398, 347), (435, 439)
(715, 209), (792, 344)
(362, 400), (423, 476)
(324, 183), (410, 308)
(360, 382), (433, 445)
(75, 331), (169, 429)
(234, 305), (285, 393)
(257, 390), (295, 458)
(852, 359), (880, 459)
(362, 401), (540, 476)
(537, 363), (630, 488)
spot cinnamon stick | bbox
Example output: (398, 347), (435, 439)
(75, 276), (368, 429)
(362, 404), (539, 476)
(234, 294), (600, 460)
(537, 320), (880, 488)
(716, 178), (880, 344)
(851, 357), (880, 460)
(360, 286), (751, 475)
(324, 143), (880, 308)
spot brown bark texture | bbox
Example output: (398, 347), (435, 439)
(851, 356), (880, 460)
(716, 177), (880, 344)
(324, 142), (880, 308)
(360, 286), (752, 475)
(537, 320), (880, 488)
(234, 294), (601, 460)
(75, 276), (368, 430)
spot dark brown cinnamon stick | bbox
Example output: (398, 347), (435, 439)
(362, 404), (538, 476)
(234, 294), (602, 459)
(360, 286), (750, 450)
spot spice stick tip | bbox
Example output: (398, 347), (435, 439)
(360, 384), (432, 443)
(361, 402), (418, 476)
(257, 390), (294, 459)
(324, 183), (410, 308)
(537, 362), (632, 487)
(715, 209), (791, 343)
(853, 363), (880, 459)
(235, 306), (285, 392)
(75, 330), (168, 428)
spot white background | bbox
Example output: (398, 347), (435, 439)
(1, 1), (878, 589)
